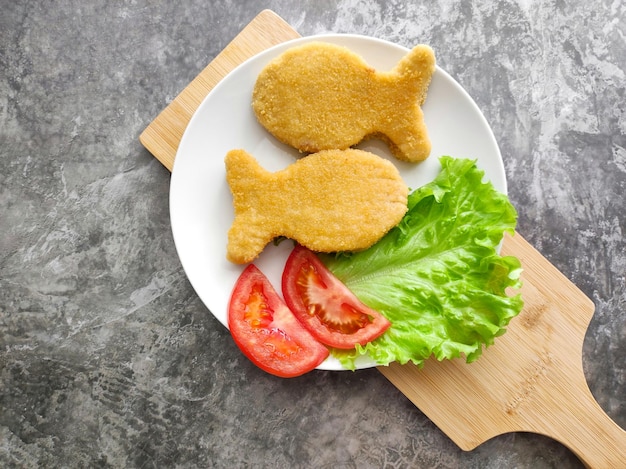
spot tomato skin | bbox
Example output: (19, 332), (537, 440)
(282, 245), (391, 349)
(228, 264), (329, 378)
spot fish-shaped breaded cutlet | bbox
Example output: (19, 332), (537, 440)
(252, 42), (436, 163)
(225, 148), (408, 264)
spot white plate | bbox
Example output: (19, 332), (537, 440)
(170, 34), (506, 371)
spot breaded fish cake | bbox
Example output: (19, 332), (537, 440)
(225, 148), (408, 264)
(252, 42), (436, 163)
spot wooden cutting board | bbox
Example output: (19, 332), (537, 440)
(139, 9), (625, 468)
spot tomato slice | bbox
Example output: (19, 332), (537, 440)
(282, 245), (391, 349)
(228, 264), (329, 378)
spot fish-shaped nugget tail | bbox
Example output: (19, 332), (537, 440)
(225, 148), (408, 264)
(224, 150), (273, 264)
(252, 42), (436, 163)
(375, 44), (436, 162)
(391, 44), (436, 106)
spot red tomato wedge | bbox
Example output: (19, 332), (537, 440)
(282, 245), (391, 349)
(228, 264), (329, 378)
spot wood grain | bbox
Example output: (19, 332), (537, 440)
(139, 9), (625, 468)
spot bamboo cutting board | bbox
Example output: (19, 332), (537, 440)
(139, 10), (625, 468)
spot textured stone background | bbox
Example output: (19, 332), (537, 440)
(1, 1), (624, 467)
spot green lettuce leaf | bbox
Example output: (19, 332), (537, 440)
(320, 156), (524, 369)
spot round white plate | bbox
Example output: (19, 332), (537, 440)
(170, 34), (506, 371)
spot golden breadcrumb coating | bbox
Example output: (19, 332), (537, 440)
(252, 42), (436, 163)
(225, 148), (408, 264)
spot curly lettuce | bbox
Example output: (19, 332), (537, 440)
(321, 156), (523, 369)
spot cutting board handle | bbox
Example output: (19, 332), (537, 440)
(534, 366), (626, 468)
